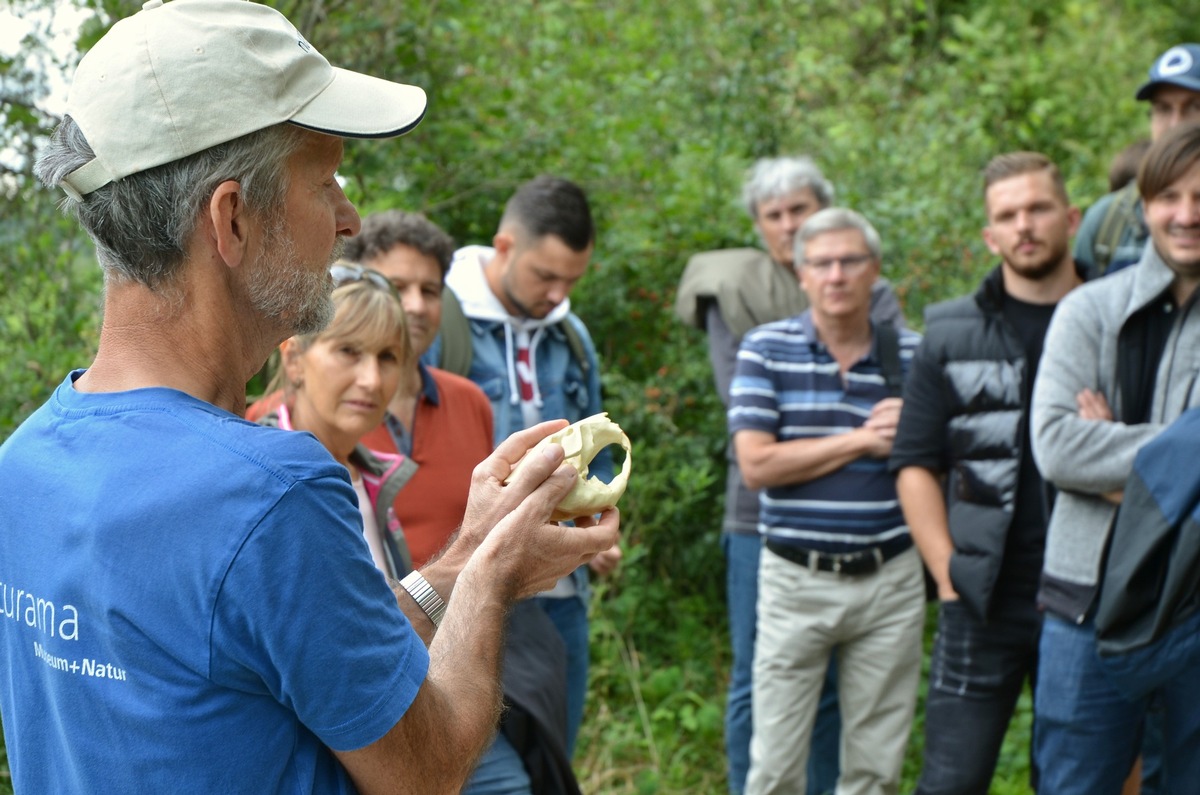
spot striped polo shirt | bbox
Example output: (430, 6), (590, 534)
(728, 310), (921, 556)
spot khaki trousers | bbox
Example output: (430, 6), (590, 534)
(746, 546), (925, 795)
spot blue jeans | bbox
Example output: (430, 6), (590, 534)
(1142, 699), (1164, 795)
(462, 733), (532, 795)
(723, 532), (840, 795)
(1035, 614), (1200, 795)
(534, 588), (589, 759)
(1098, 608), (1200, 795)
(915, 597), (1040, 795)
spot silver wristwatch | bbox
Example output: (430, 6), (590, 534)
(398, 570), (447, 628)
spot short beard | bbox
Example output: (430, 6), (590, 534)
(503, 283), (539, 318)
(1005, 239), (1070, 282)
(246, 219), (343, 336)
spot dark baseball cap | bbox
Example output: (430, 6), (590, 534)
(1136, 44), (1200, 101)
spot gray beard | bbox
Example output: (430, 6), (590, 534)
(247, 226), (344, 336)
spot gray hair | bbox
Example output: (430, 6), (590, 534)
(794, 207), (882, 265)
(34, 116), (305, 288)
(741, 156), (835, 219)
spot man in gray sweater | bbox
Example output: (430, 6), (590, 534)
(1030, 122), (1200, 794)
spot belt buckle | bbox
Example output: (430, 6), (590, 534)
(829, 548), (882, 576)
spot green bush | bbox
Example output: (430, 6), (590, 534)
(0, 193), (102, 437)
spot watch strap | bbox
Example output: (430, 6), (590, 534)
(398, 570), (447, 627)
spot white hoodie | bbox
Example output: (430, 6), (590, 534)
(447, 245), (573, 428)
(446, 245), (581, 599)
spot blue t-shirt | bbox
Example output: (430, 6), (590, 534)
(0, 372), (429, 792)
(728, 312), (921, 556)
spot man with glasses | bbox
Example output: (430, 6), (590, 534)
(674, 156), (906, 795)
(729, 208), (925, 795)
(0, 2), (618, 793)
(890, 152), (1085, 794)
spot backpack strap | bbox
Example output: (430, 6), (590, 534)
(436, 287), (592, 379)
(436, 287), (474, 377)
(876, 322), (903, 397)
(1094, 183), (1140, 275)
(561, 315), (592, 378)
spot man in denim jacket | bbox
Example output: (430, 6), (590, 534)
(428, 175), (621, 794)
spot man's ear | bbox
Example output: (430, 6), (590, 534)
(795, 262), (814, 295)
(981, 225), (1001, 257)
(1067, 205), (1083, 238)
(208, 180), (251, 269)
(492, 229), (515, 260)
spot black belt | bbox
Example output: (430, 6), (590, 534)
(765, 539), (899, 576)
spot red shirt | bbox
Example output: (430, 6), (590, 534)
(359, 367), (494, 568)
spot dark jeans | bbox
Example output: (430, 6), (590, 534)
(915, 597), (1041, 795)
(463, 734), (532, 795)
(1035, 614), (1200, 795)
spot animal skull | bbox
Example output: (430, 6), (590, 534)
(505, 413), (631, 521)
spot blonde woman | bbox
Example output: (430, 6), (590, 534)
(255, 264), (417, 577)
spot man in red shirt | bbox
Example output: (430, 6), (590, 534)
(345, 211), (496, 568)
(345, 211), (581, 795)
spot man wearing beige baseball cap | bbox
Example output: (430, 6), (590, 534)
(0, 1), (619, 793)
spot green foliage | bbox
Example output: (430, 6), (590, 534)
(0, 190), (102, 437)
(0, 0), (1171, 790)
(0, 720), (7, 795)
(582, 574), (728, 793)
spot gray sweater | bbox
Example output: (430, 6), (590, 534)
(1031, 242), (1200, 622)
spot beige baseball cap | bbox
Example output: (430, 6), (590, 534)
(58, 0), (427, 200)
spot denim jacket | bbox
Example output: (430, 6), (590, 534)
(430, 245), (613, 484)
(475, 317), (601, 435)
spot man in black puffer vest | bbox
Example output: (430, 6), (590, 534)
(889, 152), (1085, 795)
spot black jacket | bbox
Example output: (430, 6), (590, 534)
(890, 267), (1049, 620)
(499, 602), (581, 795)
(1096, 408), (1200, 656)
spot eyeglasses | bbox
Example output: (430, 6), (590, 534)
(801, 254), (875, 275)
(329, 263), (399, 298)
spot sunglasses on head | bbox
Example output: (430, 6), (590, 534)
(329, 263), (398, 297)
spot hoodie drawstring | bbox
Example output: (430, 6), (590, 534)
(504, 323), (521, 407)
(527, 327), (545, 408)
(505, 325), (547, 409)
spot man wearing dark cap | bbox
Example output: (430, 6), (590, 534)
(1075, 44), (1200, 276)
(0, 1), (618, 793)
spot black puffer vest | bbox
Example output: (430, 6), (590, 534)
(923, 267), (1044, 619)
